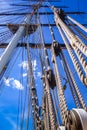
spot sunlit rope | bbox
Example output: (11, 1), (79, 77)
(25, 23), (32, 130)
(37, 15), (46, 67)
(67, 19), (87, 42)
(26, 11), (42, 128)
(59, 15), (87, 84)
(46, 11), (68, 125)
(53, 9), (87, 58)
(37, 7), (58, 129)
(45, 93), (51, 130)
(52, 46), (68, 125)
(54, 87), (62, 123)
(58, 25), (87, 86)
(60, 51), (87, 110)
(51, 89), (60, 126)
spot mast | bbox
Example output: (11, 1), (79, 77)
(0, 2), (41, 75)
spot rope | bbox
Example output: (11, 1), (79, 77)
(52, 90), (60, 126)
(51, 44), (68, 125)
(60, 53), (81, 108)
(53, 8), (87, 57)
(37, 14), (50, 69)
(45, 94), (51, 130)
(67, 16), (87, 33)
(27, 37), (42, 129)
(47, 12), (68, 125)
(72, 45), (87, 76)
(67, 19), (87, 42)
(60, 51), (87, 111)
(45, 72), (57, 130)
(58, 25), (87, 86)
(37, 13), (57, 130)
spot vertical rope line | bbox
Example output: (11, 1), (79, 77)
(51, 46), (68, 125)
(45, 72), (57, 130)
(46, 11), (68, 125)
(53, 7), (87, 57)
(58, 25), (87, 86)
(60, 51), (87, 110)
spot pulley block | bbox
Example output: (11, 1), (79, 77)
(67, 109), (87, 130)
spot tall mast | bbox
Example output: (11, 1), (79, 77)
(0, 2), (41, 75)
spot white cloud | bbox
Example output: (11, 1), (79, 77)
(22, 73), (27, 77)
(4, 78), (10, 86)
(12, 79), (23, 90)
(19, 60), (37, 71)
(4, 77), (24, 90)
(19, 61), (28, 70)
(32, 60), (37, 71)
(18, 60), (39, 80)
(37, 72), (41, 77)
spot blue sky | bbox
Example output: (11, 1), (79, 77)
(0, 0), (87, 130)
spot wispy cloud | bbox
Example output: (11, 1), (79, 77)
(4, 78), (24, 90)
(19, 60), (41, 79)
(37, 72), (41, 77)
(19, 60), (37, 78)
(19, 60), (37, 71)
(18, 61), (28, 70)
(32, 60), (37, 71)
(22, 73), (27, 77)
